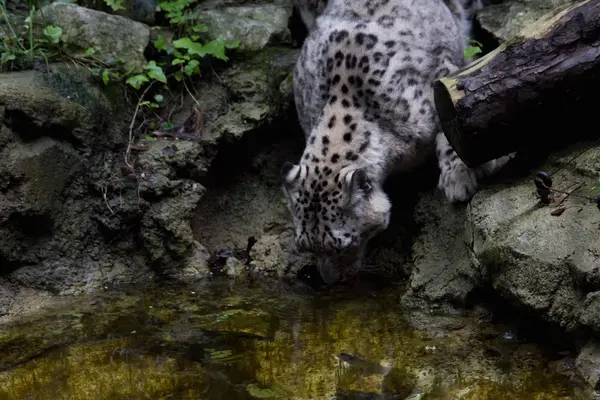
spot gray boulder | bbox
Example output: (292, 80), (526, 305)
(195, 1), (293, 52)
(170, 47), (299, 144)
(35, 3), (150, 72)
(403, 192), (481, 307)
(477, 0), (575, 42)
(471, 142), (599, 332)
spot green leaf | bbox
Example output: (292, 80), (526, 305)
(173, 37), (202, 53)
(43, 25), (63, 44)
(200, 38), (228, 61)
(465, 37), (483, 47)
(140, 100), (159, 109)
(0, 52), (16, 64)
(154, 94), (164, 102)
(153, 35), (168, 51)
(184, 59), (199, 76)
(104, 0), (125, 11)
(464, 45), (482, 61)
(144, 60), (167, 83)
(125, 74), (149, 89)
(192, 24), (208, 33)
(172, 58), (185, 65)
(101, 69), (111, 85)
(225, 40), (240, 49)
(161, 121), (176, 130)
(84, 47), (96, 56)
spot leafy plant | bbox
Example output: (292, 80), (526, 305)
(0, 0), (63, 70)
(464, 37), (483, 61)
(103, 0), (125, 11)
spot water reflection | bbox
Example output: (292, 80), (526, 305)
(0, 278), (592, 399)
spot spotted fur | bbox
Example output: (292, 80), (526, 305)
(282, 0), (514, 284)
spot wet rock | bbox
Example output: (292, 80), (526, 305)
(476, 0), (573, 42)
(0, 65), (126, 276)
(222, 256), (246, 278)
(579, 291), (600, 332)
(403, 192), (480, 307)
(195, 1), (293, 52)
(470, 142), (600, 331)
(173, 48), (299, 144)
(576, 339), (600, 390)
(0, 137), (80, 238)
(137, 139), (213, 197)
(140, 182), (205, 265)
(0, 280), (16, 317)
(35, 3), (150, 72)
(175, 241), (212, 280)
(249, 230), (311, 278)
(0, 62), (212, 296)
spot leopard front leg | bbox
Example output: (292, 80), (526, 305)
(435, 131), (515, 203)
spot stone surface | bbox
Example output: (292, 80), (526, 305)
(195, 2), (293, 52)
(470, 142), (600, 332)
(140, 182), (205, 265)
(249, 231), (311, 278)
(0, 63), (209, 296)
(476, 0), (574, 42)
(407, 142), (600, 327)
(403, 192), (482, 307)
(35, 3), (150, 72)
(576, 339), (600, 390)
(580, 291), (600, 333)
(176, 240), (212, 279)
(172, 47), (299, 144)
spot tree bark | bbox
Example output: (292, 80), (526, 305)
(434, 0), (600, 168)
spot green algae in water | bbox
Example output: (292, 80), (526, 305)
(0, 279), (592, 399)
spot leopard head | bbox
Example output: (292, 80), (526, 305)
(281, 161), (391, 283)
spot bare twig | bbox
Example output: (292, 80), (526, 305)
(101, 182), (115, 215)
(183, 79), (202, 108)
(538, 182), (596, 202)
(125, 82), (154, 170)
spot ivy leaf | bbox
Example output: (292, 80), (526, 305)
(173, 37), (205, 56)
(43, 25), (62, 44)
(184, 59), (199, 76)
(153, 35), (168, 51)
(464, 45), (482, 61)
(0, 52), (16, 64)
(144, 60), (167, 83)
(104, 0), (125, 11)
(225, 40), (240, 49)
(101, 69), (111, 85)
(200, 38), (228, 61)
(192, 24), (208, 33)
(126, 74), (149, 89)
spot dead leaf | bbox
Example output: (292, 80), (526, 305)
(130, 144), (149, 151)
(551, 207), (565, 216)
(549, 193), (568, 207)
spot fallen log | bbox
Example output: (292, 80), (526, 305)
(433, 0), (600, 167)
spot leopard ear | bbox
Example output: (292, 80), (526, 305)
(342, 168), (373, 206)
(351, 169), (373, 194)
(347, 169), (372, 197)
(281, 161), (302, 188)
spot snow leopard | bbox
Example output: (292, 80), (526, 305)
(281, 0), (513, 284)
